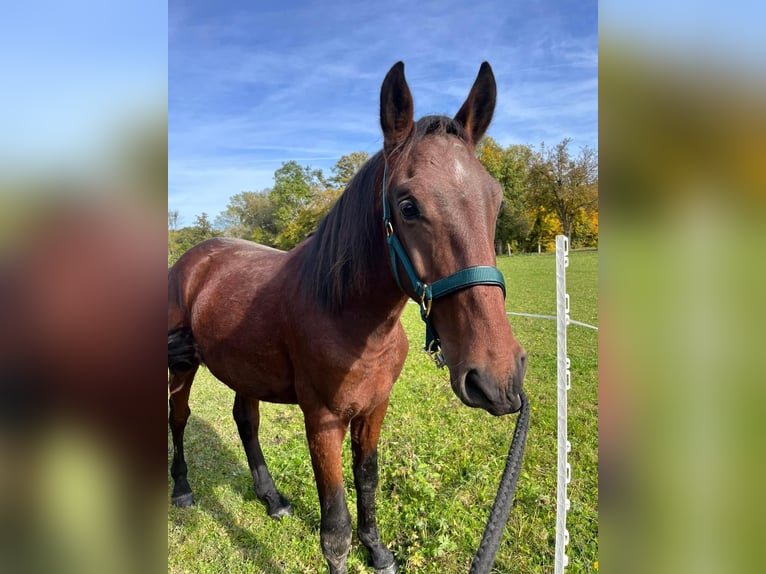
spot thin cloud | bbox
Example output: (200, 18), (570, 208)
(169, 0), (597, 223)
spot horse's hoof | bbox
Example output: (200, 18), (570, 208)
(374, 560), (398, 574)
(172, 492), (195, 507)
(269, 504), (293, 519)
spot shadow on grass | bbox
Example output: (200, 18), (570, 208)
(168, 413), (318, 573)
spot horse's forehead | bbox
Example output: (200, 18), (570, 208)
(406, 137), (482, 185)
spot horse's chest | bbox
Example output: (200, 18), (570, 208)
(328, 363), (398, 418)
(297, 338), (406, 417)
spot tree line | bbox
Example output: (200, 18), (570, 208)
(168, 139), (597, 265)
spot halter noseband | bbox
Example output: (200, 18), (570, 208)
(382, 162), (507, 368)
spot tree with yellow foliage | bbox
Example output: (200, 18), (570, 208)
(527, 138), (598, 243)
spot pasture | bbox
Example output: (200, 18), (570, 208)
(168, 250), (598, 573)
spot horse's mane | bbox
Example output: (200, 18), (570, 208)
(297, 115), (468, 310)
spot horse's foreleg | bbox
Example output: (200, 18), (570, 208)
(168, 366), (197, 507)
(232, 393), (292, 518)
(305, 410), (352, 574)
(351, 399), (397, 574)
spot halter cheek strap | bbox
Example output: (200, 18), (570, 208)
(382, 162), (507, 367)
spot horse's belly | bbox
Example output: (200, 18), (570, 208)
(202, 347), (298, 403)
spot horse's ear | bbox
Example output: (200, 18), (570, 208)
(454, 62), (496, 145)
(380, 61), (414, 155)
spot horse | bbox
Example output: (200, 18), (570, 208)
(168, 61), (527, 574)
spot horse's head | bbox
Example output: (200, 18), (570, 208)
(380, 62), (527, 416)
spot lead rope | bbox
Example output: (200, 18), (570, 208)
(469, 391), (530, 574)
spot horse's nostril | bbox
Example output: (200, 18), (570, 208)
(464, 369), (489, 406)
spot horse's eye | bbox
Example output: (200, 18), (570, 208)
(399, 200), (420, 220)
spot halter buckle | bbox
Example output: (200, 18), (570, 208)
(419, 285), (432, 318)
(385, 220), (394, 237)
(426, 339), (446, 369)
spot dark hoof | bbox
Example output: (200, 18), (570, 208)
(268, 504), (293, 520)
(172, 492), (195, 507)
(264, 492), (292, 519)
(366, 543), (396, 573)
(375, 561), (398, 574)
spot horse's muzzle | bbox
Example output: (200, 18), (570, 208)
(454, 350), (527, 416)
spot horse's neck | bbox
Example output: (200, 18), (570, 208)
(346, 255), (409, 339)
(302, 223), (405, 344)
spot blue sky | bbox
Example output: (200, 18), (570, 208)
(169, 0), (597, 225)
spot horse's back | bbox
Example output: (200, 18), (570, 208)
(168, 237), (285, 328)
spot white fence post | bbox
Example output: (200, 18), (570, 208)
(554, 235), (571, 573)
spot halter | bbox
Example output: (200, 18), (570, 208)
(382, 162), (507, 367)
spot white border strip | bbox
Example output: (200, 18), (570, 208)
(554, 235), (570, 573)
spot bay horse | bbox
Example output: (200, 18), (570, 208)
(168, 61), (527, 574)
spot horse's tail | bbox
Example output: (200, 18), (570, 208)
(168, 327), (199, 373)
(167, 254), (201, 376)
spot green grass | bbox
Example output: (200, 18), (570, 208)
(168, 251), (598, 573)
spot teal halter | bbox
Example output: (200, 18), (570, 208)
(382, 162), (507, 367)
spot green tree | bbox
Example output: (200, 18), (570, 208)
(276, 186), (342, 249)
(168, 212), (219, 266)
(330, 152), (370, 188)
(527, 139), (598, 241)
(273, 153), (373, 249)
(477, 137), (533, 251)
(192, 213), (214, 238)
(215, 191), (277, 245)
(269, 161), (327, 233)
